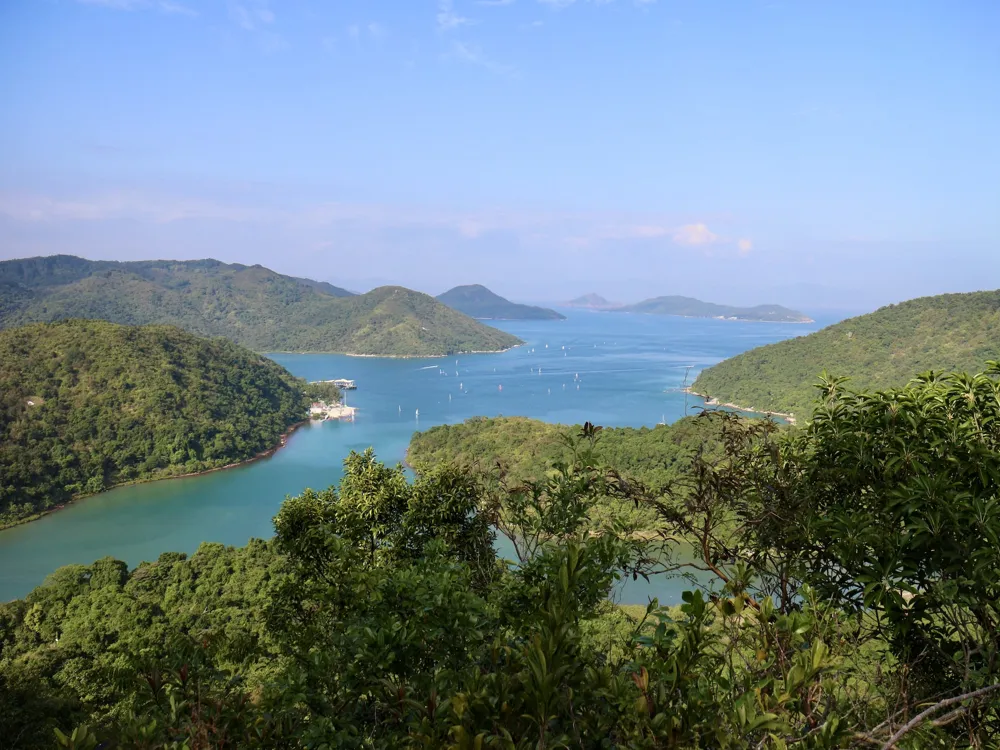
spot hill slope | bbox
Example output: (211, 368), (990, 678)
(0, 255), (521, 356)
(691, 290), (1000, 417)
(620, 295), (812, 323)
(0, 320), (324, 527)
(437, 284), (565, 320)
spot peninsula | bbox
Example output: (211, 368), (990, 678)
(437, 284), (565, 320)
(691, 289), (1000, 418)
(0, 255), (522, 357)
(0, 320), (338, 528)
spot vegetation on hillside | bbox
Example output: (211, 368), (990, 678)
(437, 284), (566, 320)
(2, 365), (998, 747)
(0, 255), (522, 356)
(692, 289), (1000, 417)
(620, 295), (812, 322)
(0, 320), (332, 528)
(409, 414), (724, 490)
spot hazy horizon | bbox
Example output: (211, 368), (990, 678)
(1, 1), (997, 314)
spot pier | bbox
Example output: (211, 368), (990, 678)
(312, 378), (357, 390)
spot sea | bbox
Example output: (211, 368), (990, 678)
(0, 309), (836, 603)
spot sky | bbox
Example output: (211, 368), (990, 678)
(0, 0), (998, 312)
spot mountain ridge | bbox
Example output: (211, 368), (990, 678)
(0, 255), (522, 357)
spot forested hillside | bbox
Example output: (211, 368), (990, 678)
(408, 414), (723, 489)
(437, 284), (566, 320)
(0, 320), (326, 527)
(0, 255), (522, 356)
(692, 289), (1000, 417)
(3, 366), (999, 747)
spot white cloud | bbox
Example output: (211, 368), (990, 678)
(476, 0), (515, 5)
(228, 0), (274, 30)
(368, 22), (386, 39)
(0, 191), (739, 259)
(75, 0), (197, 15)
(672, 223), (718, 246)
(437, 0), (475, 31)
(450, 41), (514, 76)
(737, 238), (753, 255)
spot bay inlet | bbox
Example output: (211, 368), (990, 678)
(0, 310), (829, 602)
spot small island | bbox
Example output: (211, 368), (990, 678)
(563, 293), (622, 310)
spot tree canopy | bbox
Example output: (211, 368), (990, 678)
(3, 365), (998, 748)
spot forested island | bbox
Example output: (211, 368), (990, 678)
(0, 255), (522, 357)
(692, 288), (1000, 417)
(2, 366), (998, 747)
(0, 320), (339, 528)
(618, 295), (812, 323)
(437, 284), (565, 320)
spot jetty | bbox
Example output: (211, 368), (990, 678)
(312, 378), (357, 390)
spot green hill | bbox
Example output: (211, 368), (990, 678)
(437, 284), (565, 320)
(691, 289), (1000, 418)
(0, 320), (331, 527)
(0, 255), (522, 356)
(619, 295), (812, 323)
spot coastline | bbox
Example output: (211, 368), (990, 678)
(266, 343), (522, 359)
(685, 388), (797, 425)
(0, 420), (309, 533)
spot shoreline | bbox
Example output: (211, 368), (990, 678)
(685, 388), (797, 425)
(266, 344), (522, 359)
(0, 420), (309, 533)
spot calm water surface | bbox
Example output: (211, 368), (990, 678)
(0, 310), (833, 602)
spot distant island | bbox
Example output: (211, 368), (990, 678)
(563, 293), (622, 310)
(618, 296), (813, 323)
(692, 289), (1000, 418)
(437, 284), (565, 320)
(0, 255), (522, 357)
(0, 320), (342, 528)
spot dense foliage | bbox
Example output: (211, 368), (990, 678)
(2, 367), (998, 747)
(692, 289), (1000, 417)
(0, 320), (326, 527)
(0, 255), (522, 356)
(409, 414), (724, 490)
(619, 296), (812, 322)
(437, 284), (566, 320)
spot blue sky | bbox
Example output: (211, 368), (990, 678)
(0, 0), (997, 311)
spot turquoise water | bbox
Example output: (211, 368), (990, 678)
(0, 310), (829, 603)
